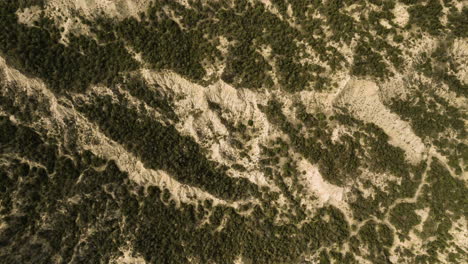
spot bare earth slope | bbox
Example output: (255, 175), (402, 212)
(1, 1), (466, 263)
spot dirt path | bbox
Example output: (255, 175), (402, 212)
(348, 148), (433, 258)
(384, 151), (433, 220)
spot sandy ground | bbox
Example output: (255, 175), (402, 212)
(16, 0), (152, 44)
(392, 3), (409, 28)
(139, 69), (360, 220)
(141, 69), (274, 188)
(113, 248), (146, 264)
(3, 2), (467, 261)
(0, 57), (67, 136)
(449, 217), (468, 254)
(334, 79), (426, 164)
(47, 0), (151, 19)
(15, 6), (42, 26)
(452, 38), (468, 85)
(296, 158), (347, 210)
(0, 56), (236, 210)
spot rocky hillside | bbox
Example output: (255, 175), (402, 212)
(0, 1), (466, 263)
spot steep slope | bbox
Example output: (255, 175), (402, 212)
(0, 1), (466, 263)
